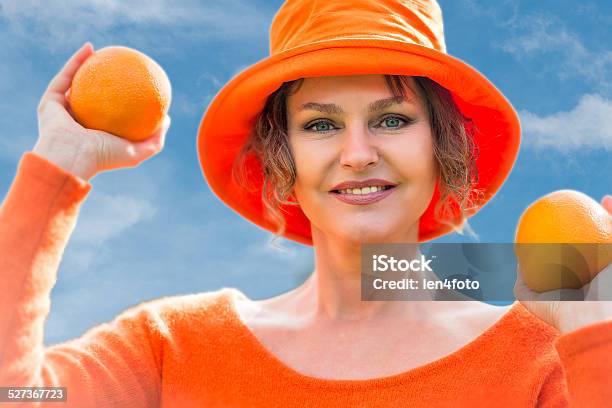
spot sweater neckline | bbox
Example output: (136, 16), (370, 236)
(224, 287), (520, 389)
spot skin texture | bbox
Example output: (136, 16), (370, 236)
(233, 75), (517, 379)
(36, 46), (612, 380)
(285, 74), (439, 320)
(33, 43), (169, 181)
(234, 75), (611, 379)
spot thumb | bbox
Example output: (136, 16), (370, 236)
(93, 116), (171, 171)
(133, 116), (171, 158)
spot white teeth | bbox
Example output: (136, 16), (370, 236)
(337, 186), (390, 195)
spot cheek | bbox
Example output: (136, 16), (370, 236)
(289, 138), (330, 190)
(391, 128), (437, 183)
(288, 141), (317, 208)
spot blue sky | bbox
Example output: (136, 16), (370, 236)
(0, 0), (610, 345)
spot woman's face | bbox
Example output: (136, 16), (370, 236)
(286, 74), (438, 243)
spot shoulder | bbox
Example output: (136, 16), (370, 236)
(494, 302), (564, 370)
(121, 287), (240, 338)
(144, 287), (234, 313)
(506, 302), (560, 343)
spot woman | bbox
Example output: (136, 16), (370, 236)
(1, 0), (611, 407)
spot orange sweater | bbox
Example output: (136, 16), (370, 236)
(1, 151), (611, 407)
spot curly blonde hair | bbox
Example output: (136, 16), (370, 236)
(232, 75), (483, 244)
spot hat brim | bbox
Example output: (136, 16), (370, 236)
(197, 38), (521, 246)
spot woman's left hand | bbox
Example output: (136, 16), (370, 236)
(513, 195), (612, 334)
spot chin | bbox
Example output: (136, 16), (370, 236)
(331, 220), (402, 244)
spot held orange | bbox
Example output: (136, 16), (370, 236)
(514, 190), (612, 293)
(68, 46), (171, 142)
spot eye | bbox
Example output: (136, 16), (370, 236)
(305, 120), (337, 133)
(377, 115), (409, 129)
(303, 115), (411, 133)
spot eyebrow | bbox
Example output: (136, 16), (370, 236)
(298, 95), (413, 115)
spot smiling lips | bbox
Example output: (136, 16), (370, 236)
(329, 178), (398, 205)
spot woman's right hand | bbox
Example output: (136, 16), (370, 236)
(33, 42), (170, 181)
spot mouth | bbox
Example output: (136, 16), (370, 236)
(330, 185), (395, 195)
(329, 185), (398, 205)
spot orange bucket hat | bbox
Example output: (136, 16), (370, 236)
(197, 0), (521, 246)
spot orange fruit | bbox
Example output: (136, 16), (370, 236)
(514, 190), (612, 293)
(68, 46), (171, 142)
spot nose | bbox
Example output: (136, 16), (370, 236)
(339, 125), (379, 171)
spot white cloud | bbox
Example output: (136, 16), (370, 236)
(0, 44), (43, 162)
(0, 0), (270, 131)
(458, 0), (520, 27)
(244, 235), (307, 259)
(0, 0), (270, 51)
(520, 94), (612, 151)
(499, 14), (612, 90)
(71, 191), (157, 246)
(174, 72), (223, 116)
(196, 72), (223, 89)
(59, 191), (156, 274)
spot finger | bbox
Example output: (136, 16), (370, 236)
(133, 116), (171, 156)
(86, 116), (171, 171)
(101, 116), (171, 167)
(602, 195), (612, 215)
(42, 42), (94, 107)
